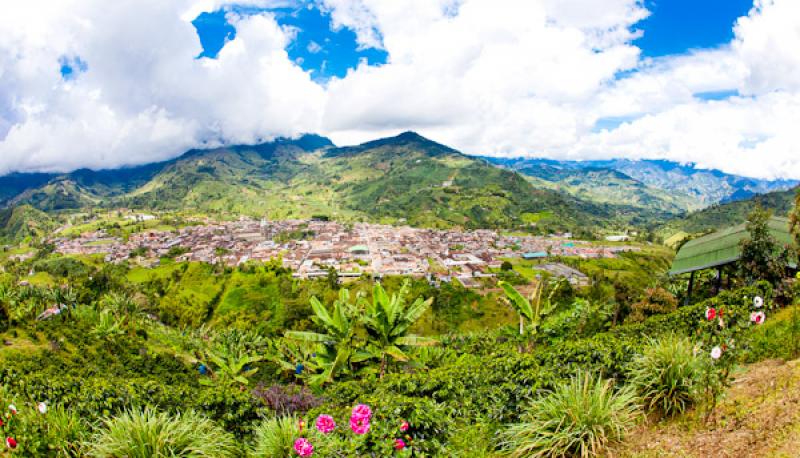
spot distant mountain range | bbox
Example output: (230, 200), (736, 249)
(484, 157), (798, 213)
(1, 132), (797, 238)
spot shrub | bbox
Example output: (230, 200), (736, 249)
(9, 403), (89, 457)
(252, 383), (324, 416)
(249, 415), (300, 458)
(499, 373), (639, 458)
(627, 287), (678, 323)
(628, 334), (701, 417)
(87, 408), (238, 458)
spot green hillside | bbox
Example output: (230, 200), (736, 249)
(662, 186), (799, 236)
(0, 132), (654, 232)
(0, 205), (56, 243)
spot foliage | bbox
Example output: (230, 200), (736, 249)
(360, 280), (437, 377)
(627, 287), (678, 323)
(88, 408), (238, 458)
(628, 334), (702, 417)
(249, 415), (301, 458)
(286, 281), (436, 384)
(498, 279), (559, 338)
(738, 206), (790, 285)
(251, 383), (323, 416)
(499, 372), (640, 458)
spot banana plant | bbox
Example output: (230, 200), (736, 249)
(284, 288), (367, 386)
(360, 279), (438, 378)
(200, 329), (267, 387)
(498, 278), (563, 339)
(0, 285), (18, 327)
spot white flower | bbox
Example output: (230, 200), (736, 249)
(37, 402), (47, 414)
(710, 346), (722, 359)
(750, 311), (766, 325)
(753, 296), (764, 308)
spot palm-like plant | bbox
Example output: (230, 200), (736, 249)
(285, 288), (364, 386)
(201, 329), (267, 387)
(360, 280), (437, 378)
(498, 279), (561, 338)
(0, 284), (18, 326)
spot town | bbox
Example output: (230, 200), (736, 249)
(50, 217), (638, 287)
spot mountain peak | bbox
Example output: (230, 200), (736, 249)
(324, 131), (460, 158)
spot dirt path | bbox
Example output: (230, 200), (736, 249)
(617, 358), (800, 458)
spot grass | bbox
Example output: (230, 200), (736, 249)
(628, 335), (702, 417)
(249, 415), (302, 458)
(89, 408), (238, 458)
(500, 372), (640, 458)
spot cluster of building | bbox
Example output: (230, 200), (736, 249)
(51, 218), (638, 287)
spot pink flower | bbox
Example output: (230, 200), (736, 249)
(395, 438), (406, 450)
(293, 438), (313, 457)
(705, 307), (716, 321)
(351, 404), (372, 421)
(750, 311), (766, 325)
(315, 414), (336, 434)
(350, 416), (371, 435)
(399, 420), (410, 432)
(5, 437), (16, 449)
(7, 405), (17, 415)
(710, 346), (722, 359)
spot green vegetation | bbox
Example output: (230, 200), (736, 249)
(499, 372), (640, 458)
(0, 173), (795, 456)
(628, 335), (702, 417)
(89, 409), (239, 458)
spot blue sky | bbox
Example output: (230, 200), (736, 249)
(634, 0), (753, 57)
(192, 4), (388, 80)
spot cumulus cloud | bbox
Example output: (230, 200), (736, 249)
(0, 0), (799, 178)
(0, 0), (323, 174)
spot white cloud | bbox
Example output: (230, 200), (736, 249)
(0, 0), (799, 179)
(0, 0), (323, 174)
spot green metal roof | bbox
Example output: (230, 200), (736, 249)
(348, 245), (369, 253)
(669, 216), (794, 275)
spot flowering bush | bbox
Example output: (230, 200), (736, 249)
(289, 404), (414, 457)
(695, 284), (772, 422)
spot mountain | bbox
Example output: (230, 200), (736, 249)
(0, 132), (644, 232)
(485, 157), (798, 214)
(0, 205), (55, 244)
(663, 185), (799, 236)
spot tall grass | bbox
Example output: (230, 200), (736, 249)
(88, 408), (238, 458)
(628, 334), (701, 417)
(249, 415), (301, 458)
(499, 373), (640, 458)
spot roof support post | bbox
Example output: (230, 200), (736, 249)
(685, 271), (695, 306)
(715, 266), (723, 295)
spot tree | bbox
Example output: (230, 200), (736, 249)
(791, 189), (800, 252)
(738, 206), (789, 285)
(0, 284), (18, 327)
(500, 261), (513, 272)
(285, 288), (364, 386)
(360, 279), (437, 378)
(498, 279), (561, 340)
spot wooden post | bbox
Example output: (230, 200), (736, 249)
(685, 271), (695, 306)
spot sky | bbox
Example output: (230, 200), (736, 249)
(1, 0), (799, 179)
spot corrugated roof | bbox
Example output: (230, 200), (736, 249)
(669, 216), (794, 275)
